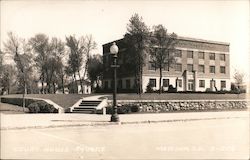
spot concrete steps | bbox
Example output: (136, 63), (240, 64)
(71, 100), (102, 114)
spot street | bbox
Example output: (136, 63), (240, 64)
(1, 114), (249, 159)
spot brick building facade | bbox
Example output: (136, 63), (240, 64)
(102, 36), (230, 92)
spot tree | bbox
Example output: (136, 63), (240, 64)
(233, 69), (245, 91)
(149, 24), (178, 93)
(3, 32), (33, 109)
(82, 35), (97, 80)
(29, 34), (50, 93)
(0, 64), (16, 94)
(65, 35), (86, 94)
(87, 54), (103, 91)
(49, 37), (65, 93)
(0, 50), (4, 93)
(125, 13), (150, 94)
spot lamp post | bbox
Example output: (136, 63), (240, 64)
(110, 42), (120, 122)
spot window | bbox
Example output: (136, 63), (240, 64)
(199, 80), (205, 88)
(210, 66), (215, 73)
(175, 64), (182, 72)
(178, 79), (182, 87)
(125, 79), (131, 89)
(148, 62), (156, 70)
(210, 79), (216, 89)
(149, 79), (156, 87)
(187, 64), (193, 72)
(187, 50), (193, 58)
(175, 50), (182, 57)
(118, 79), (122, 89)
(163, 63), (169, 71)
(198, 65), (205, 73)
(104, 81), (109, 89)
(188, 80), (194, 91)
(221, 81), (226, 89)
(220, 54), (225, 61)
(220, 66), (226, 74)
(163, 79), (169, 87)
(198, 52), (205, 59)
(209, 53), (215, 60)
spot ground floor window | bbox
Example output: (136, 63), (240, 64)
(104, 81), (109, 89)
(126, 79), (131, 89)
(163, 79), (169, 87)
(210, 79), (216, 89)
(199, 80), (205, 88)
(118, 79), (122, 89)
(221, 80), (226, 89)
(149, 78), (156, 87)
(178, 79), (182, 87)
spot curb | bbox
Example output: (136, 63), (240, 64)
(0, 116), (244, 131)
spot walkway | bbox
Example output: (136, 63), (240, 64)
(0, 110), (248, 130)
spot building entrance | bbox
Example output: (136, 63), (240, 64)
(188, 79), (194, 91)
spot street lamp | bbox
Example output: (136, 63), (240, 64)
(110, 42), (119, 122)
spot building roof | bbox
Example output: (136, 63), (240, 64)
(177, 36), (230, 46)
(103, 35), (230, 47)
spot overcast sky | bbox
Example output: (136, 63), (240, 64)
(1, 0), (249, 79)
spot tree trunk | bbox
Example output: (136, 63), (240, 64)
(53, 82), (56, 94)
(73, 73), (77, 93)
(78, 70), (84, 94)
(159, 67), (162, 94)
(61, 73), (65, 94)
(22, 80), (26, 112)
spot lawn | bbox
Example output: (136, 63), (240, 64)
(107, 93), (247, 101)
(0, 102), (29, 114)
(0, 93), (248, 109)
(0, 94), (95, 108)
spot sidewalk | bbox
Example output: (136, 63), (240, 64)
(1, 110), (249, 130)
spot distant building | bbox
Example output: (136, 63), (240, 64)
(67, 79), (91, 94)
(102, 36), (230, 92)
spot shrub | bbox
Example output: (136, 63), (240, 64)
(27, 101), (58, 113)
(146, 82), (154, 93)
(168, 85), (176, 93)
(105, 104), (139, 114)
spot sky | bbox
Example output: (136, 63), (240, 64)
(1, 0), (249, 80)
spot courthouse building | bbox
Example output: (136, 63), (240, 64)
(102, 36), (230, 92)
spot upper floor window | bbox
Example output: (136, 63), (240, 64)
(210, 66), (215, 73)
(187, 50), (193, 58)
(198, 65), (205, 73)
(175, 50), (182, 58)
(163, 63), (169, 71)
(220, 54), (225, 61)
(175, 63), (182, 72)
(209, 53), (215, 60)
(198, 52), (205, 59)
(187, 64), (193, 72)
(220, 66), (226, 74)
(163, 79), (169, 87)
(148, 62), (156, 70)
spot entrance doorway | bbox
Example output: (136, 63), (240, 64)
(188, 79), (194, 91)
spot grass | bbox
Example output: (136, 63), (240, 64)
(0, 93), (248, 109)
(0, 94), (95, 108)
(107, 93), (247, 100)
(0, 102), (29, 114)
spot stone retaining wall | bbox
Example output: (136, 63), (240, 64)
(107, 100), (248, 113)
